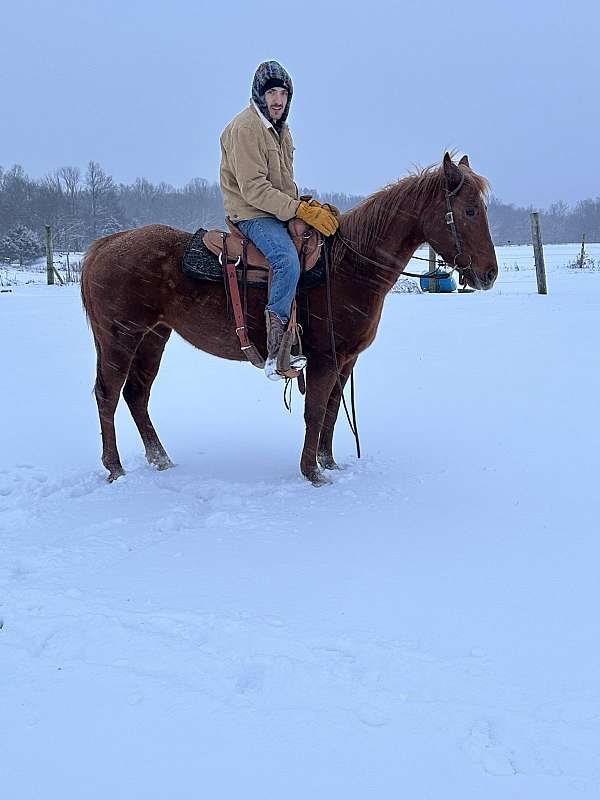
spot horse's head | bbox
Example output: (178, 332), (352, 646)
(422, 153), (498, 290)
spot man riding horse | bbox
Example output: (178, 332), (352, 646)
(220, 60), (340, 380)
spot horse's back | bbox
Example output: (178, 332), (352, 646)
(84, 225), (190, 269)
(81, 224), (192, 327)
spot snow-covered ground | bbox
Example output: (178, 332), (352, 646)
(0, 250), (84, 288)
(1, 245), (600, 798)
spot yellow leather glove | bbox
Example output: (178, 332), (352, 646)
(297, 201), (339, 237)
(309, 199), (341, 219)
(321, 202), (341, 219)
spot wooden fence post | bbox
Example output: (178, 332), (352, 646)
(45, 225), (54, 285)
(428, 245), (437, 292)
(578, 233), (586, 268)
(530, 212), (548, 295)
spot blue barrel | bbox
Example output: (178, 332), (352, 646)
(420, 269), (457, 293)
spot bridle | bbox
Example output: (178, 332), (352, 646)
(442, 171), (472, 281)
(337, 170), (478, 289)
(316, 172), (480, 464)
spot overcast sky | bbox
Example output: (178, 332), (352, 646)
(1, 0), (598, 208)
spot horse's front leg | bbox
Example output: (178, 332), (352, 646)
(301, 361), (337, 485)
(318, 356), (357, 470)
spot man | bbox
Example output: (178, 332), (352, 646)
(220, 60), (339, 380)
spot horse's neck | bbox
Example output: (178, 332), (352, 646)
(337, 212), (424, 301)
(328, 208), (424, 347)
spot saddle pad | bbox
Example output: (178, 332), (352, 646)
(181, 228), (326, 290)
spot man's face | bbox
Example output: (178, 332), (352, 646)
(264, 87), (288, 121)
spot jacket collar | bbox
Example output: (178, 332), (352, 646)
(251, 101), (285, 135)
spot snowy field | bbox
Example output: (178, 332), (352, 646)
(2, 244), (600, 798)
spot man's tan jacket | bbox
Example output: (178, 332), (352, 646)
(220, 104), (300, 223)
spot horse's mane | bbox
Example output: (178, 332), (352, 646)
(332, 161), (490, 266)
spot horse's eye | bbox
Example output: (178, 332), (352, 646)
(465, 207), (476, 217)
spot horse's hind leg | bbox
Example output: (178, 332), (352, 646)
(122, 324), (173, 470)
(317, 356), (357, 470)
(94, 326), (145, 482)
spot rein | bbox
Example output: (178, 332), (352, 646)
(318, 171), (474, 459)
(336, 234), (453, 280)
(336, 170), (474, 288)
(295, 172), (475, 465)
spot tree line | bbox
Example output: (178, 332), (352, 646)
(0, 160), (597, 264)
(487, 196), (599, 246)
(0, 162), (227, 262)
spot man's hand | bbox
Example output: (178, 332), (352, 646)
(310, 200), (341, 219)
(297, 201), (339, 236)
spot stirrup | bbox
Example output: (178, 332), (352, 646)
(276, 327), (306, 375)
(265, 357), (284, 381)
(276, 352), (307, 380)
(289, 354), (307, 370)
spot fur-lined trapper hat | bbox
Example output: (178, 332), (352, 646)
(251, 60), (293, 131)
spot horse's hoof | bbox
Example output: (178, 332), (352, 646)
(305, 470), (332, 487)
(317, 454), (343, 471)
(106, 466), (126, 483)
(145, 448), (174, 471)
(153, 457), (174, 471)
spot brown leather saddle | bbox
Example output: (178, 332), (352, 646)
(201, 217), (321, 380)
(202, 218), (322, 283)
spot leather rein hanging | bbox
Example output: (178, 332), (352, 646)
(321, 173), (474, 462)
(220, 174), (471, 465)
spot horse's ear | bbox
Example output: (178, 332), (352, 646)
(443, 152), (462, 192)
(458, 154), (470, 168)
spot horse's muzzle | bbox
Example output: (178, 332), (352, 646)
(468, 266), (497, 291)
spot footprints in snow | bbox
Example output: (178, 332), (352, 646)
(0, 463), (107, 519)
(235, 663), (266, 695)
(462, 719), (517, 776)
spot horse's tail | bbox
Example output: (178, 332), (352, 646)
(80, 237), (104, 323)
(80, 238), (109, 400)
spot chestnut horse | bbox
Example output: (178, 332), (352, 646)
(81, 153), (497, 485)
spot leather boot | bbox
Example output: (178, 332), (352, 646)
(264, 310), (285, 381)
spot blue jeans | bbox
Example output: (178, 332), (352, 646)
(237, 217), (300, 323)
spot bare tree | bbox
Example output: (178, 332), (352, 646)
(59, 166), (81, 217)
(42, 170), (63, 195)
(85, 160), (114, 238)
